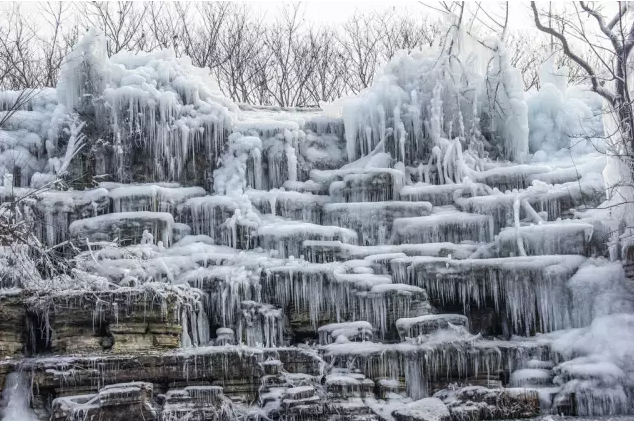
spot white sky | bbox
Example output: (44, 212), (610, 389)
(250, 1), (537, 30)
(1, 1), (560, 35)
(255, 1), (421, 23)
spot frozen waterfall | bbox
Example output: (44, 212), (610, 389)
(0, 24), (631, 421)
(0, 373), (38, 421)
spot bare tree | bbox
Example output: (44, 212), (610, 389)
(339, 12), (383, 94)
(376, 12), (441, 61)
(0, 4), (42, 89)
(0, 2), (604, 108)
(263, 4), (318, 107)
(530, 1), (634, 254)
(35, 2), (74, 88)
(215, 5), (269, 104)
(146, 2), (182, 53)
(305, 27), (348, 104)
(79, 2), (148, 55)
(181, 2), (232, 70)
(531, 2), (634, 142)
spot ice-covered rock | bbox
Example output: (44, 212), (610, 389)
(434, 386), (540, 420)
(392, 397), (451, 421)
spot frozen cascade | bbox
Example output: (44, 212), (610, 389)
(2, 25), (633, 421)
(107, 184), (206, 214)
(256, 218), (358, 258)
(55, 30), (238, 185)
(262, 263), (425, 337)
(237, 301), (286, 347)
(213, 134), (263, 195)
(392, 255), (586, 335)
(247, 188), (328, 224)
(0, 372), (39, 421)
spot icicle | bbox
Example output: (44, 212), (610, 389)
(285, 142), (297, 183)
(252, 147), (262, 190)
(181, 309), (192, 348)
(196, 302), (210, 346)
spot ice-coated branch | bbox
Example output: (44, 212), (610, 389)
(579, 1), (623, 51)
(607, 2), (630, 30)
(530, 1), (616, 104)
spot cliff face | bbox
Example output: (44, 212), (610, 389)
(0, 29), (631, 421)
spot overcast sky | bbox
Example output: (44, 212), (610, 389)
(252, 1), (537, 30)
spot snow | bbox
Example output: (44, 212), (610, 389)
(541, 313), (634, 416)
(528, 58), (603, 155)
(509, 368), (553, 387)
(369, 283), (424, 295)
(318, 321), (373, 344)
(107, 184), (206, 213)
(396, 314), (468, 339)
(213, 133), (263, 195)
(391, 208), (494, 245)
(400, 182), (485, 206)
(37, 188), (109, 212)
(256, 217), (358, 258)
(497, 221), (594, 257)
(69, 211), (175, 246)
(392, 397), (450, 421)
(257, 221), (335, 243)
(302, 241), (478, 263)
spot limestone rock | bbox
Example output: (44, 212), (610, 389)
(0, 293), (25, 358)
(27, 289), (184, 355)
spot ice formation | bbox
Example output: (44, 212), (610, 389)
(0, 25), (632, 421)
(336, 27), (529, 174)
(527, 56), (603, 155)
(0, 372), (39, 421)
